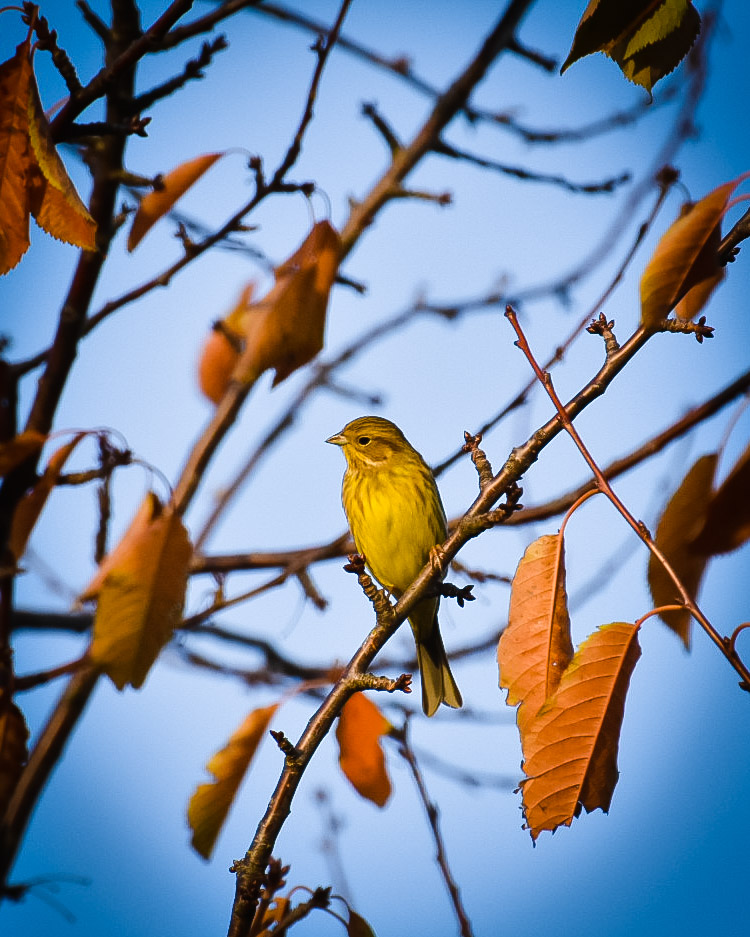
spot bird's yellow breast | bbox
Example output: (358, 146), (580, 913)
(342, 464), (446, 596)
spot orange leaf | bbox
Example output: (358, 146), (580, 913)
(85, 493), (192, 689)
(236, 220), (341, 388)
(0, 41), (34, 274)
(641, 175), (747, 326)
(9, 432), (86, 561)
(692, 442), (750, 555)
(0, 694), (29, 816)
(197, 283), (255, 404)
(127, 152), (224, 251)
(336, 693), (392, 807)
(0, 430), (46, 476)
(498, 533), (574, 739)
(188, 703), (280, 860)
(647, 453), (717, 647)
(520, 622), (641, 840)
(26, 75), (97, 250)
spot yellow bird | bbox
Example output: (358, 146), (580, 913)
(327, 416), (462, 716)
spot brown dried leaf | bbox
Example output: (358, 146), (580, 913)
(9, 432), (86, 561)
(0, 695), (29, 816)
(562, 0), (700, 93)
(641, 176), (746, 326)
(347, 909), (378, 937)
(498, 533), (574, 739)
(85, 493), (192, 689)
(188, 703), (280, 860)
(336, 693), (392, 807)
(692, 442), (750, 555)
(520, 622), (641, 840)
(127, 152), (224, 251)
(197, 283), (255, 404)
(236, 220), (341, 388)
(648, 453), (717, 647)
(0, 430), (46, 476)
(26, 76), (97, 250)
(0, 42), (34, 275)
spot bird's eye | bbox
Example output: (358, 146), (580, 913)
(357, 436), (371, 446)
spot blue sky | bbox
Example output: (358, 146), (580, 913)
(2, 1), (749, 935)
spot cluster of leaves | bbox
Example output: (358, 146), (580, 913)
(495, 176), (750, 840)
(188, 691), (392, 861)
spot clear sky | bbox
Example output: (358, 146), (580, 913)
(2, 1), (749, 936)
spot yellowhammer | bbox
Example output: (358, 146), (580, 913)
(327, 416), (462, 716)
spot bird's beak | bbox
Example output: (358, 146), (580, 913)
(326, 432), (347, 446)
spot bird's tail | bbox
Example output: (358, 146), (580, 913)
(415, 620), (462, 717)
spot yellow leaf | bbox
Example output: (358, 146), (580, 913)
(197, 283), (255, 404)
(26, 74), (97, 250)
(188, 704), (280, 860)
(640, 176), (746, 327)
(0, 430), (46, 476)
(236, 220), (341, 388)
(562, 0), (700, 93)
(127, 152), (224, 251)
(498, 533), (574, 739)
(9, 432), (86, 561)
(0, 694), (29, 816)
(520, 622), (641, 840)
(0, 42), (34, 275)
(648, 453), (717, 647)
(336, 693), (392, 807)
(613, 2), (700, 91)
(85, 493), (192, 689)
(692, 442), (750, 555)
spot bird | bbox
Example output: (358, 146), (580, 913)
(326, 415), (462, 716)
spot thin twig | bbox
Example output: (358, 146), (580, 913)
(394, 722), (475, 937)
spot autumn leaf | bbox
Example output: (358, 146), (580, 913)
(127, 152), (224, 251)
(0, 430), (46, 476)
(336, 693), (392, 807)
(9, 432), (87, 561)
(0, 41), (34, 274)
(84, 492), (192, 690)
(197, 282), (255, 404)
(648, 453), (717, 647)
(692, 442), (750, 555)
(236, 220), (341, 388)
(26, 75), (97, 250)
(520, 622), (641, 841)
(561, 0), (701, 93)
(188, 703), (280, 860)
(347, 908), (378, 937)
(0, 695), (29, 817)
(0, 38), (96, 274)
(498, 533), (574, 739)
(641, 175), (747, 327)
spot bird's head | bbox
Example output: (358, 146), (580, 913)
(326, 416), (412, 470)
